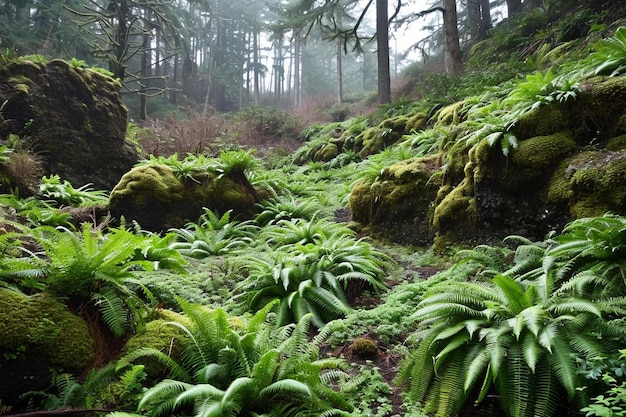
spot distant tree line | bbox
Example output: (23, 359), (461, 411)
(0, 0), (574, 116)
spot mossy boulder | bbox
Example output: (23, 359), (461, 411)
(511, 104), (573, 141)
(406, 112), (428, 132)
(434, 101), (468, 126)
(109, 163), (258, 231)
(432, 178), (478, 249)
(356, 115), (409, 157)
(314, 142), (339, 162)
(350, 154), (441, 245)
(121, 309), (190, 380)
(548, 150), (626, 218)
(0, 58), (137, 190)
(0, 288), (95, 406)
(577, 76), (626, 141)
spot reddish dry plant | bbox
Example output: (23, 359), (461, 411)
(1, 150), (43, 197)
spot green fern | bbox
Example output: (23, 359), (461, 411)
(593, 26), (626, 76)
(168, 209), (258, 258)
(398, 265), (621, 416)
(39, 174), (109, 207)
(127, 301), (352, 417)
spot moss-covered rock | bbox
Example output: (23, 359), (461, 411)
(109, 163), (258, 231)
(498, 131), (577, 190)
(349, 77), (626, 248)
(121, 309), (189, 380)
(0, 58), (137, 190)
(0, 288), (95, 406)
(548, 150), (626, 218)
(406, 112), (428, 132)
(349, 154), (441, 245)
(356, 115), (409, 157)
(314, 142), (339, 162)
(434, 101), (468, 126)
(511, 104), (573, 141)
(432, 178), (478, 249)
(577, 76), (626, 141)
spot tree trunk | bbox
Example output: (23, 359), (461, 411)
(139, 23), (149, 121)
(376, 0), (391, 104)
(294, 36), (301, 106)
(336, 38), (343, 105)
(467, 0), (481, 41)
(253, 29), (260, 106)
(480, 0), (492, 38)
(506, 0), (522, 16)
(443, 0), (463, 76)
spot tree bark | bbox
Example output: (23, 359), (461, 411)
(443, 0), (463, 76)
(479, 0), (492, 38)
(253, 28), (260, 106)
(376, 0), (391, 104)
(506, 0), (523, 16)
(467, 0), (481, 41)
(336, 38), (343, 105)
(294, 36), (301, 106)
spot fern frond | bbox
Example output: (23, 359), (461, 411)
(121, 347), (191, 382)
(259, 379), (312, 402)
(93, 287), (128, 337)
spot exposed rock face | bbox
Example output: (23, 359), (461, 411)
(0, 58), (138, 190)
(349, 76), (626, 248)
(109, 163), (259, 231)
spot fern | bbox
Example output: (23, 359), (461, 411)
(127, 304), (352, 417)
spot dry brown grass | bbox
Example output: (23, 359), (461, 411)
(1, 150), (43, 197)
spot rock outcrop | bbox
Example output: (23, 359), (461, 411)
(0, 57), (138, 190)
(349, 76), (626, 248)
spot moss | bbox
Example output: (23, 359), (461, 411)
(122, 310), (189, 379)
(547, 150), (626, 218)
(354, 116), (409, 157)
(434, 101), (467, 126)
(577, 76), (626, 141)
(511, 105), (572, 141)
(508, 131), (576, 182)
(314, 143), (339, 161)
(7, 76), (34, 95)
(405, 112), (428, 132)
(432, 178), (477, 241)
(606, 134), (626, 151)
(350, 337), (379, 360)
(0, 288), (95, 371)
(378, 115), (409, 131)
(357, 127), (402, 157)
(349, 155), (441, 245)
(111, 164), (184, 204)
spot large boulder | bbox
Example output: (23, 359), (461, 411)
(351, 154), (442, 245)
(0, 57), (138, 190)
(109, 163), (259, 231)
(0, 288), (96, 407)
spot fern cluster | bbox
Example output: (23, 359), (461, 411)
(236, 216), (393, 327)
(397, 214), (626, 417)
(0, 222), (186, 337)
(119, 299), (353, 417)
